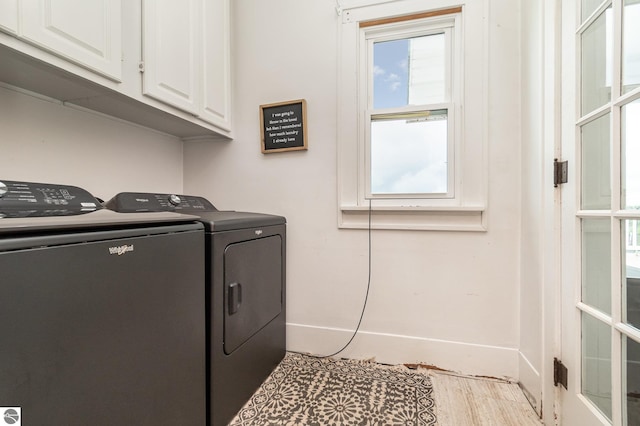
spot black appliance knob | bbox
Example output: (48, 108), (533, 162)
(168, 194), (181, 206)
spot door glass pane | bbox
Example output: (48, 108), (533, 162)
(581, 7), (612, 116)
(582, 114), (611, 210)
(624, 336), (640, 425)
(622, 0), (640, 94)
(583, 219), (612, 314)
(582, 0), (605, 22)
(626, 221), (640, 330)
(582, 313), (613, 421)
(370, 111), (448, 195)
(373, 33), (445, 109)
(622, 100), (640, 209)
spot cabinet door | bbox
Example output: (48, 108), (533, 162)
(19, 0), (122, 80)
(0, 0), (18, 34)
(142, 0), (200, 114)
(201, 0), (231, 131)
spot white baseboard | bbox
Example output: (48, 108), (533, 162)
(518, 351), (542, 416)
(286, 322), (520, 379)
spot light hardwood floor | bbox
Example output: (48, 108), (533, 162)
(427, 370), (543, 426)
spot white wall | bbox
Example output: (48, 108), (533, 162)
(0, 85), (184, 199)
(184, 0), (524, 378)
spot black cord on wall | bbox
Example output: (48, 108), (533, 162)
(319, 198), (373, 358)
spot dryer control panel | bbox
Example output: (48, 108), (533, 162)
(106, 192), (217, 213)
(0, 180), (102, 218)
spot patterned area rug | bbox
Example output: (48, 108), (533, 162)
(230, 352), (437, 425)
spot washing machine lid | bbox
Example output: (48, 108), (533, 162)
(196, 211), (285, 232)
(0, 210), (202, 235)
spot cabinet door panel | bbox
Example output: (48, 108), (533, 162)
(19, 0), (122, 80)
(142, 0), (200, 114)
(201, 0), (231, 131)
(0, 0), (18, 34)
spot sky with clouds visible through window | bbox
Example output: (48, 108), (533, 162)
(371, 38), (448, 195)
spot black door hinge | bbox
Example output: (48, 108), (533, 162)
(554, 159), (568, 187)
(554, 358), (568, 389)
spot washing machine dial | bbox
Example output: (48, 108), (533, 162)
(168, 194), (181, 206)
(0, 181), (7, 198)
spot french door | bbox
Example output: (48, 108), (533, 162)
(561, 0), (640, 425)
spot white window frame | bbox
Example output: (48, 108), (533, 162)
(337, 0), (488, 231)
(363, 20), (457, 201)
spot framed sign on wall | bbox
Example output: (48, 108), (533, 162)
(260, 99), (308, 153)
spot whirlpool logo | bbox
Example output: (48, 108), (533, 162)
(108, 244), (134, 256)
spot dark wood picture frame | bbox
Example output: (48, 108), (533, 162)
(260, 99), (308, 153)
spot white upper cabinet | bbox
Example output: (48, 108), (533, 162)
(0, 1), (18, 34)
(142, 0), (200, 115)
(142, 0), (231, 130)
(0, 0), (231, 138)
(201, 0), (231, 131)
(19, 0), (122, 80)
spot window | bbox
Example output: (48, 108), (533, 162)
(337, 1), (488, 231)
(367, 20), (455, 199)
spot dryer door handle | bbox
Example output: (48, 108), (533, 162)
(228, 282), (242, 315)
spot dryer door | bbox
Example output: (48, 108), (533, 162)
(223, 235), (283, 354)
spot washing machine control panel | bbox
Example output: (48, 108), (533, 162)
(106, 192), (217, 213)
(0, 180), (102, 218)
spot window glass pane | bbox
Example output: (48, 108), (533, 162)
(623, 0), (640, 94)
(582, 313), (612, 421)
(583, 219), (612, 314)
(626, 220), (640, 331)
(373, 33), (445, 109)
(408, 34), (446, 105)
(582, 0), (605, 22)
(625, 336), (640, 425)
(370, 111), (447, 195)
(625, 220), (640, 330)
(581, 7), (612, 116)
(581, 113), (611, 210)
(622, 100), (640, 209)
(622, 220), (640, 329)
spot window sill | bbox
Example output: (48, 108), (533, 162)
(338, 205), (486, 231)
